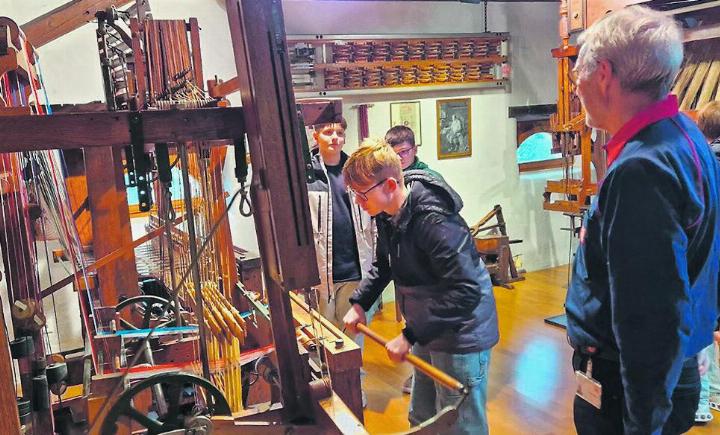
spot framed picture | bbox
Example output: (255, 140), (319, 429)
(390, 101), (422, 145)
(436, 98), (471, 159)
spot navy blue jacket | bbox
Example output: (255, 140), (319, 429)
(350, 171), (499, 353)
(566, 105), (720, 434)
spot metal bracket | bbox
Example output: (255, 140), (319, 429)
(296, 106), (316, 184)
(155, 143), (172, 184)
(128, 111), (153, 211)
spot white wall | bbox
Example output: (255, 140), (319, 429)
(1, 0), (575, 272)
(282, 1), (573, 272)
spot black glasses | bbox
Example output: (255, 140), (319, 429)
(348, 178), (388, 201)
(394, 146), (416, 158)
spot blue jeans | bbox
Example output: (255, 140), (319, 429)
(409, 345), (491, 435)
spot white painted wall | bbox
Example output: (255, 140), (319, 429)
(0, 0), (576, 274)
(281, 1), (574, 272)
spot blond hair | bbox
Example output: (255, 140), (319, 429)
(343, 138), (403, 188)
(698, 101), (720, 141)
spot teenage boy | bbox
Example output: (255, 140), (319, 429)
(343, 139), (498, 435)
(306, 118), (376, 407)
(384, 124), (442, 394)
(384, 125), (441, 178)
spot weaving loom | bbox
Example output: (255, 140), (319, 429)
(543, 0), (720, 215)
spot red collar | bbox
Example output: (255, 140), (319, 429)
(604, 94), (679, 167)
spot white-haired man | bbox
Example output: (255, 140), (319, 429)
(564, 6), (720, 435)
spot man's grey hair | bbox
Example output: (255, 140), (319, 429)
(577, 5), (683, 100)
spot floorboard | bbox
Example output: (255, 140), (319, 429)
(362, 265), (719, 434)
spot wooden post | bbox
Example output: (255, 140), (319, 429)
(85, 147), (139, 306)
(0, 302), (21, 433)
(226, 0), (321, 422)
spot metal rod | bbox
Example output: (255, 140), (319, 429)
(178, 143), (211, 381)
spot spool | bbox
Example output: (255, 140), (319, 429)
(10, 336), (34, 359)
(33, 357), (47, 374)
(16, 397), (31, 417)
(32, 375), (49, 411)
(12, 299), (36, 321)
(46, 362), (68, 385)
(16, 398), (31, 427)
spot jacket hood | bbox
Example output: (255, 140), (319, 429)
(395, 170), (463, 231)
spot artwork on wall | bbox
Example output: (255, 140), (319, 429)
(436, 98), (471, 159)
(390, 101), (422, 145)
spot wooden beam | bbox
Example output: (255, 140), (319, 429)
(585, 0), (646, 27)
(226, 0), (317, 422)
(207, 76), (240, 98)
(86, 146), (138, 306)
(0, 282), (21, 434)
(296, 98), (343, 126)
(209, 76), (345, 124)
(21, 0), (134, 48)
(685, 22), (720, 43)
(0, 107), (245, 151)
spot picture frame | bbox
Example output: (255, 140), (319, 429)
(389, 101), (422, 145)
(436, 98), (471, 159)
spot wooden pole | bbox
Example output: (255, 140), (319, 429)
(356, 324), (466, 394)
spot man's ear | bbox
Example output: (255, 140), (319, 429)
(595, 59), (614, 97)
(312, 129), (319, 143)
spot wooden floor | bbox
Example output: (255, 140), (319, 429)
(362, 265), (719, 434)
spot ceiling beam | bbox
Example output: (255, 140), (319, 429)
(20, 0), (134, 48)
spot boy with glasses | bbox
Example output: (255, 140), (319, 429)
(385, 125), (442, 179)
(343, 139), (498, 435)
(384, 125), (443, 393)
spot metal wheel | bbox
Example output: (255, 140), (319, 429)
(116, 295), (179, 330)
(100, 372), (231, 435)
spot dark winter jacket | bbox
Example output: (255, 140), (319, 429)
(350, 170), (499, 353)
(566, 95), (720, 434)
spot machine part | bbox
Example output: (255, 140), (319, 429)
(116, 294), (177, 410)
(33, 357), (47, 374)
(100, 372), (231, 435)
(16, 397), (31, 417)
(254, 355), (279, 388)
(32, 375), (49, 411)
(296, 106), (316, 184)
(12, 299), (46, 331)
(49, 380), (67, 397)
(11, 299), (36, 320)
(179, 144), (211, 381)
(45, 362), (68, 385)
(155, 143), (173, 184)
(9, 336), (34, 359)
(308, 378), (331, 400)
(116, 295), (178, 330)
(233, 137), (252, 217)
(128, 112), (153, 211)
(16, 398), (31, 431)
(185, 415), (213, 434)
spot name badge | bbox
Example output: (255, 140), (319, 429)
(575, 357), (602, 409)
